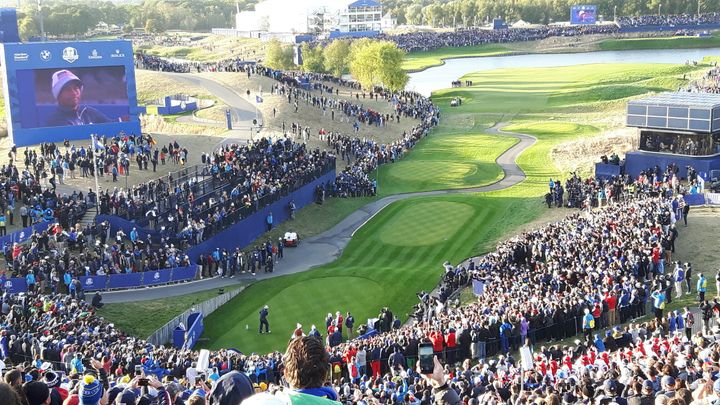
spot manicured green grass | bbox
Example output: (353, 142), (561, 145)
(120, 61), (700, 354)
(201, 192), (543, 353)
(97, 285), (243, 339)
(378, 116), (514, 195)
(402, 44), (511, 72)
(599, 34), (720, 51)
(431, 63), (699, 114)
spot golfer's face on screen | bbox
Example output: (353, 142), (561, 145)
(58, 81), (82, 111)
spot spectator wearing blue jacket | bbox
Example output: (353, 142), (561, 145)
(25, 271), (36, 292)
(594, 334), (605, 352)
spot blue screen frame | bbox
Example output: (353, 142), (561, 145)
(0, 40), (142, 147)
(570, 5), (597, 25)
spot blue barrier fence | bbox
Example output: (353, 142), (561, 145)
(11, 166), (335, 294)
(594, 163), (622, 180)
(0, 221), (53, 246)
(3, 265), (198, 294)
(186, 169), (336, 261)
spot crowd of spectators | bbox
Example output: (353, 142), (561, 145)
(0, 217), (192, 287)
(378, 25), (619, 53)
(617, 12), (720, 27)
(0, 169), (711, 405)
(0, 145), (91, 233)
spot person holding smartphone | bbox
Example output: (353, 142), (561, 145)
(417, 354), (460, 405)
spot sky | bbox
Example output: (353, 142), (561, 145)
(248, 0), (353, 32)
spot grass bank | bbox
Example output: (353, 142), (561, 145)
(598, 34), (720, 51)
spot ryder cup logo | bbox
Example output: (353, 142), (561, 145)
(153, 272), (160, 280)
(4, 281), (12, 289)
(39, 50), (51, 61)
(62, 47), (79, 63)
(85, 278), (94, 286)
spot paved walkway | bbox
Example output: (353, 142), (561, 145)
(101, 122), (535, 303)
(167, 73), (263, 131)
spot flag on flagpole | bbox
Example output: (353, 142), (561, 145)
(91, 135), (105, 151)
(255, 95), (263, 104)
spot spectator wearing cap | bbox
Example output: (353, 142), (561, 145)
(80, 374), (106, 405)
(208, 371), (254, 405)
(657, 375), (676, 401)
(115, 388), (136, 405)
(45, 70), (110, 127)
(698, 273), (708, 302)
(43, 370), (67, 405)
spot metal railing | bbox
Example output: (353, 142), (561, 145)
(146, 286), (245, 346)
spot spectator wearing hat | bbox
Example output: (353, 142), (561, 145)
(80, 374), (106, 405)
(45, 70), (110, 127)
(208, 371), (255, 405)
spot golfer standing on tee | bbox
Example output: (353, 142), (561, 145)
(259, 305), (270, 334)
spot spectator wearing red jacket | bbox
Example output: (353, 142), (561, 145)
(429, 330), (445, 360)
(445, 329), (457, 364)
(605, 291), (618, 325)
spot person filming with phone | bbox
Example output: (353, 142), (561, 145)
(418, 341), (461, 405)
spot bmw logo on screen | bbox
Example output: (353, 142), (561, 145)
(62, 47), (79, 63)
(39, 50), (51, 61)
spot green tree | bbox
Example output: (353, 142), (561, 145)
(144, 18), (162, 33)
(405, 4), (423, 25)
(300, 43), (325, 73)
(323, 40), (351, 76)
(460, 0), (478, 26)
(265, 39), (294, 70)
(18, 15), (38, 40)
(349, 40), (408, 92)
(375, 41), (409, 91)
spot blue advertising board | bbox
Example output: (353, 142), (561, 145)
(171, 265), (198, 282)
(80, 275), (108, 291)
(143, 268), (173, 286)
(570, 5), (597, 25)
(108, 272), (143, 289)
(184, 312), (204, 350)
(3, 277), (27, 293)
(0, 40), (142, 146)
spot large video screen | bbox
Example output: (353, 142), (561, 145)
(0, 40), (142, 147)
(570, 5), (597, 25)
(18, 66), (129, 128)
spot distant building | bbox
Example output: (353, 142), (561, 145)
(213, 0), (394, 41)
(338, 0), (383, 32)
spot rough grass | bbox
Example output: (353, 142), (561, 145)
(139, 34), (266, 62)
(97, 285), (243, 339)
(135, 70), (214, 105)
(402, 44), (511, 72)
(599, 34), (720, 51)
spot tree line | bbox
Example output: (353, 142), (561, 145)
(381, 0), (720, 26)
(264, 39), (408, 92)
(15, 0), (259, 39)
